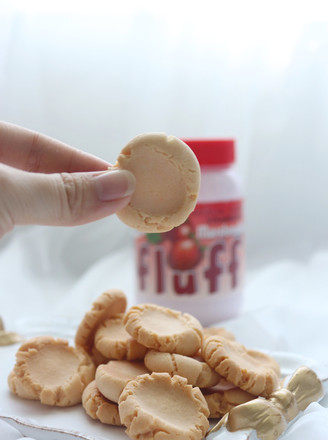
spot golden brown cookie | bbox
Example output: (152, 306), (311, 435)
(95, 360), (150, 403)
(8, 336), (95, 406)
(203, 387), (255, 418)
(118, 372), (209, 440)
(202, 336), (280, 397)
(75, 289), (127, 356)
(82, 380), (122, 425)
(123, 304), (203, 356)
(94, 314), (147, 360)
(115, 133), (200, 233)
(144, 350), (220, 388)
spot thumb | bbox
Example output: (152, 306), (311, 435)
(0, 164), (136, 237)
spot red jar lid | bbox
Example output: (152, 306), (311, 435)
(182, 139), (235, 166)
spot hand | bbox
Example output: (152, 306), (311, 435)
(0, 122), (136, 239)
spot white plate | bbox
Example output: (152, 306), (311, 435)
(0, 414), (99, 440)
(0, 344), (327, 440)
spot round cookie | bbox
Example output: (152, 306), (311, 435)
(203, 387), (255, 418)
(96, 360), (150, 403)
(144, 350), (220, 388)
(8, 336), (95, 406)
(123, 304), (203, 356)
(82, 380), (122, 425)
(94, 314), (147, 360)
(75, 289), (127, 356)
(118, 372), (209, 440)
(115, 133), (200, 233)
(202, 336), (280, 397)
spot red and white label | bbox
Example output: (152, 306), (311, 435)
(135, 200), (244, 297)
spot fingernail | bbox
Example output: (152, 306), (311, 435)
(93, 169), (136, 201)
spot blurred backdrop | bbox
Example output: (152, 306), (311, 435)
(1, 0), (328, 326)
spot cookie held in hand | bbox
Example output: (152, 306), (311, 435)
(116, 133), (200, 233)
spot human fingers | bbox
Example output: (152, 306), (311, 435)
(0, 164), (136, 238)
(0, 121), (110, 173)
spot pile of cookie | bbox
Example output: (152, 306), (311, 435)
(7, 289), (314, 440)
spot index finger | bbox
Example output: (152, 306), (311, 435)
(0, 121), (111, 173)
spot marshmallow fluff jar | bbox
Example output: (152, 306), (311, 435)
(135, 139), (244, 325)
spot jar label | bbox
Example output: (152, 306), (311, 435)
(135, 200), (244, 298)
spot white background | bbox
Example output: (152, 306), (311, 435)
(0, 0), (328, 357)
(1, 2), (328, 438)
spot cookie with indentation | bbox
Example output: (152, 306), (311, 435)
(8, 336), (95, 406)
(96, 360), (150, 403)
(118, 372), (209, 440)
(202, 335), (280, 397)
(144, 350), (220, 388)
(116, 133), (200, 233)
(94, 314), (147, 361)
(123, 303), (203, 356)
(75, 289), (127, 357)
(82, 380), (122, 425)
(203, 387), (255, 418)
